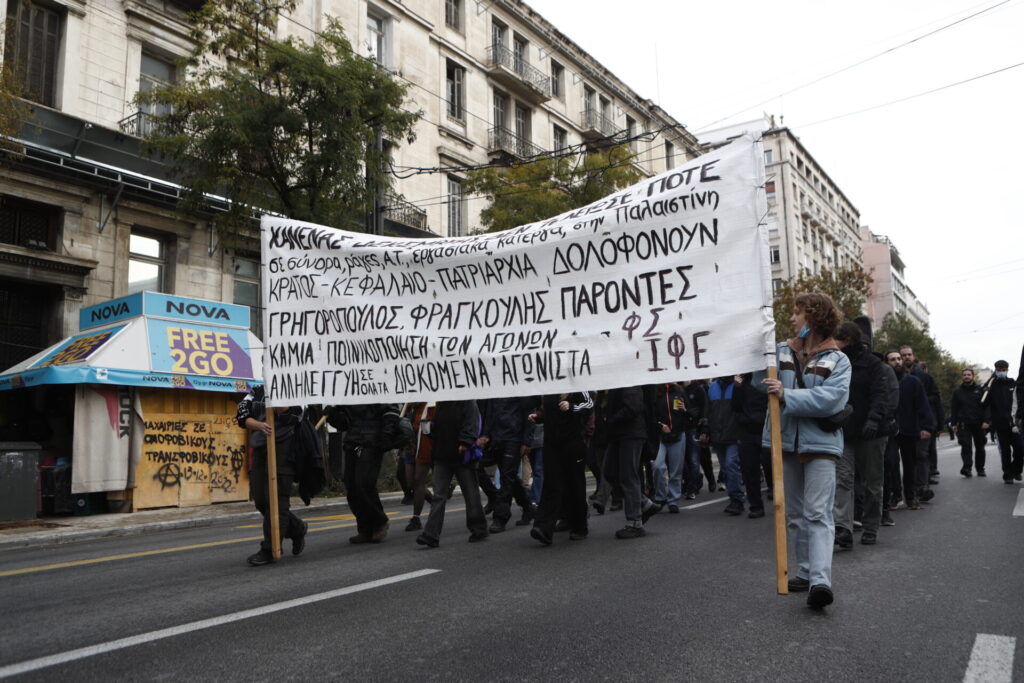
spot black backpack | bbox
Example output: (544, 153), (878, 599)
(292, 410), (326, 505)
(381, 406), (414, 452)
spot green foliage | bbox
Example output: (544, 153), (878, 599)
(136, 0), (418, 235)
(0, 40), (29, 161)
(771, 263), (873, 340)
(462, 144), (643, 232)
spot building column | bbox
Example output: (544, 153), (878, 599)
(61, 286), (87, 337)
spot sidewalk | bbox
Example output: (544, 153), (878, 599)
(0, 492), (408, 552)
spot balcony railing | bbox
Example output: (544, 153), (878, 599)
(118, 111), (158, 138)
(382, 194), (429, 231)
(580, 109), (617, 138)
(487, 127), (544, 159)
(485, 44), (551, 97)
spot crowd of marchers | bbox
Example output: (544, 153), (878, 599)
(235, 292), (1024, 611)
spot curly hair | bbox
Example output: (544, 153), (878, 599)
(794, 292), (840, 338)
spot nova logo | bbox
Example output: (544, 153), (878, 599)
(166, 301), (230, 320)
(90, 302), (130, 322)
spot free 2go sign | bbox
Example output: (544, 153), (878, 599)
(147, 319), (255, 379)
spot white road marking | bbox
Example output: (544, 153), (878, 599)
(0, 569), (440, 678)
(1013, 489), (1024, 517)
(964, 633), (1016, 683)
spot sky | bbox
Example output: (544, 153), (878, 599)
(526, 0), (1024, 371)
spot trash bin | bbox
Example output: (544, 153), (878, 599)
(0, 442), (42, 521)
(39, 464), (74, 515)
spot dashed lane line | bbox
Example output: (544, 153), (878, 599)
(964, 633), (1016, 683)
(0, 569), (441, 678)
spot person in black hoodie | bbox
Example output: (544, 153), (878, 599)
(731, 373), (769, 518)
(981, 359), (1024, 483)
(833, 322), (890, 546)
(888, 353), (935, 509)
(680, 380), (710, 499)
(901, 346), (944, 481)
(603, 385), (660, 539)
(528, 391), (593, 545)
(416, 400), (487, 547)
(480, 397), (536, 532)
(950, 368), (990, 477)
(652, 383), (688, 512)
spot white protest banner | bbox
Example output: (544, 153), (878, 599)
(261, 133), (774, 405)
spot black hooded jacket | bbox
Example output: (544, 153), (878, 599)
(951, 382), (987, 426)
(839, 343), (890, 441)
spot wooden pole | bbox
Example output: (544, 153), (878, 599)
(767, 365), (788, 595)
(266, 408), (281, 560)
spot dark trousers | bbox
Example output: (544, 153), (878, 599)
(477, 457), (499, 506)
(738, 441), (769, 510)
(896, 435), (929, 505)
(958, 425), (987, 472)
(343, 444), (387, 536)
(883, 436), (901, 506)
(251, 441), (304, 553)
(699, 442), (716, 490)
(603, 438), (646, 523)
(928, 435), (939, 475)
(995, 428), (1024, 480)
(535, 438), (588, 534)
(423, 458), (487, 543)
(492, 440), (532, 525)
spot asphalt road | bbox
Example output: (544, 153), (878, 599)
(1, 439), (1021, 682)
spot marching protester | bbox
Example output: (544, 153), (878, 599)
(237, 385), (307, 566)
(326, 402), (400, 544)
(602, 384), (660, 538)
(833, 322), (889, 547)
(416, 399), (488, 547)
(901, 346), (943, 483)
(889, 352), (935, 509)
(529, 391), (594, 545)
(681, 380), (710, 499)
(950, 369), (989, 478)
(403, 402), (436, 532)
(981, 360), (1024, 483)
(652, 382), (688, 512)
(480, 397), (536, 532)
(707, 376), (746, 515)
(760, 292), (851, 608)
(731, 373), (769, 518)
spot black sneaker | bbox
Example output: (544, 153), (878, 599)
(405, 516), (422, 532)
(861, 531), (877, 545)
(835, 527), (853, 549)
(1004, 478), (1014, 485)
(787, 576), (810, 592)
(291, 520), (309, 556)
(400, 493), (413, 505)
(723, 500), (744, 516)
(530, 526), (552, 546)
(592, 501), (605, 515)
(684, 492), (696, 500)
(668, 504), (680, 514)
(1016, 474), (1023, 481)
(554, 519), (571, 532)
(615, 525), (645, 539)
(920, 489), (935, 502)
(977, 470), (986, 477)
(748, 507), (765, 519)
(928, 477), (939, 486)
(569, 530), (588, 541)
(880, 511), (895, 526)
(641, 502), (662, 523)
(960, 468), (972, 478)
(247, 549), (275, 566)
(349, 532), (371, 544)
(415, 534), (438, 548)
(371, 520), (390, 543)
(488, 520), (507, 534)
(468, 532), (488, 543)
(516, 503), (537, 526)
(807, 585), (834, 608)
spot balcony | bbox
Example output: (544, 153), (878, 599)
(487, 127), (544, 160)
(382, 194), (429, 232)
(118, 111), (159, 138)
(485, 44), (551, 104)
(579, 109), (618, 141)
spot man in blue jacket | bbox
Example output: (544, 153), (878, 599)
(707, 376), (745, 515)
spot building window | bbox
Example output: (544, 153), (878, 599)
(232, 256), (262, 337)
(770, 246), (781, 264)
(550, 61), (564, 99)
(4, 0), (63, 108)
(513, 36), (528, 74)
(553, 125), (567, 151)
(446, 60), (465, 121)
(598, 96), (611, 122)
(765, 181), (776, 199)
(0, 196), (59, 250)
(367, 10), (389, 67)
(137, 53), (176, 136)
(583, 85), (595, 116)
(514, 103), (531, 143)
(625, 115), (636, 149)
(128, 232), (167, 294)
(664, 141), (675, 168)
(491, 19), (507, 52)
(447, 176), (465, 237)
(493, 90), (509, 130)
(772, 278), (784, 295)
(764, 149), (773, 164)
(444, 0), (461, 31)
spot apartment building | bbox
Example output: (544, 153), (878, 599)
(0, 0), (700, 370)
(700, 117), (863, 297)
(861, 226), (931, 331)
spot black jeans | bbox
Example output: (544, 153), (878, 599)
(927, 434), (939, 475)
(738, 441), (769, 511)
(423, 458), (487, 543)
(603, 438), (646, 523)
(343, 444), (387, 536)
(995, 428), (1024, 480)
(883, 435), (901, 506)
(491, 440), (532, 525)
(251, 440), (304, 553)
(958, 425), (987, 472)
(534, 437), (588, 535)
(896, 435), (929, 505)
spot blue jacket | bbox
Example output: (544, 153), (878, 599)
(758, 338), (852, 457)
